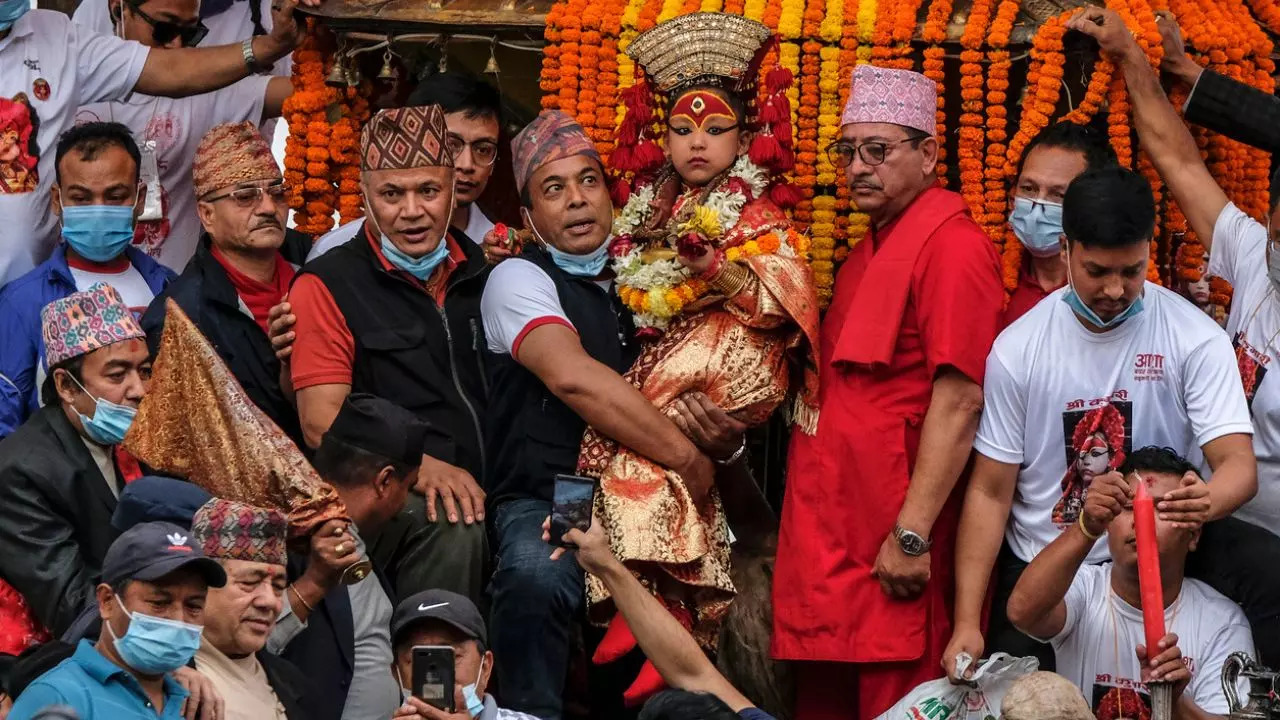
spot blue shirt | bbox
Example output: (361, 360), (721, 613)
(9, 639), (189, 720)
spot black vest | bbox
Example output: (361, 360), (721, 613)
(484, 246), (638, 507)
(297, 226), (490, 482)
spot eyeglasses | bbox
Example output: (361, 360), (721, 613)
(204, 183), (289, 208)
(446, 136), (499, 167)
(123, 0), (209, 47)
(825, 136), (923, 168)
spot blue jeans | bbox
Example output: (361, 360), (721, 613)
(489, 498), (584, 720)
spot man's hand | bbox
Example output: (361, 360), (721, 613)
(482, 226), (517, 264)
(871, 534), (930, 599)
(544, 517), (617, 575)
(668, 392), (747, 461)
(1137, 633), (1192, 701)
(173, 666), (225, 720)
(416, 454), (486, 525)
(1067, 6), (1142, 61)
(941, 624), (985, 683)
(392, 697), (470, 720)
(267, 300), (296, 363)
(1082, 471), (1131, 538)
(1156, 471), (1211, 530)
(301, 519), (359, 591)
(1154, 10), (1203, 85)
(257, 0), (308, 61)
(675, 451), (717, 507)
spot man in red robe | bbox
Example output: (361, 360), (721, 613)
(772, 64), (1004, 719)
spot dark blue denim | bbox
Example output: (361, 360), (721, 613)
(489, 498), (584, 720)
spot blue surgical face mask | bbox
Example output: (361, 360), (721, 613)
(1009, 196), (1064, 258)
(106, 597), (203, 675)
(523, 209), (609, 277)
(462, 658), (486, 718)
(1061, 243), (1145, 330)
(61, 204), (137, 263)
(380, 234), (451, 281)
(0, 0), (30, 31)
(69, 373), (137, 446)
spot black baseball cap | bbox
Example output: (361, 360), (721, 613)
(391, 590), (487, 647)
(324, 393), (430, 468)
(101, 521), (227, 588)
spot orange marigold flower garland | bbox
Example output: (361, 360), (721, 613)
(541, 2), (564, 109)
(985, 0), (1020, 276)
(794, 36), (823, 224)
(957, 0), (993, 226)
(557, 3), (584, 119)
(283, 27), (340, 237)
(922, 0), (952, 183)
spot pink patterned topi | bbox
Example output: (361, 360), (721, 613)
(840, 65), (937, 135)
(41, 282), (145, 367)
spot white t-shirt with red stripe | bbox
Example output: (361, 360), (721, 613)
(482, 257), (610, 358)
(66, 253), (156, 318)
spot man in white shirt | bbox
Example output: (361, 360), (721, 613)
(307, 72), (503, 261)
(0, 0), (311, 286)
(73, 0), (292, 273)
(1007, 446), (1255, 719)
(944, 165), (1256, 679)
(1070, 5), (1280, 668)
(0, 121), (174, 440)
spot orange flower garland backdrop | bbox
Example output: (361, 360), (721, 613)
(530, 0), (1275, 305)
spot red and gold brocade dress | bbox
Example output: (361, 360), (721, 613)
(578, 158), (820, 643)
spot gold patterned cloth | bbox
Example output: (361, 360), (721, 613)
(579, 193), (819, 646)
(124, 300), (351, 539)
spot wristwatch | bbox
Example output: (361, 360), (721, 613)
(242, 38), (267, 74)
(893, 524), (932, 556)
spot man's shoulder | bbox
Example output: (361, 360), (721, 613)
(990, 289), (1064, 357)
(1182, 577), (1250, 626)
(11, 655), (93, 716)
(0, 255), (63, 310)
(487, 258), (552, 291)
(15, 8), (71, 38)
(1145, 282), (1229, 345)
(0, 407), (67, 465)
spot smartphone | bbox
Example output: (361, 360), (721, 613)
(411, 645), (455, 712)
(550, 474), (597, 547)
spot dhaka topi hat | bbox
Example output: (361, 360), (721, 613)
(840, 64), (937, 136)
(192, 498), (288, 566)
(511, 110), (602, 194)
(41, 282), (144, 367)
(360, 105), (454, 172)
(193, 121), (281, 199)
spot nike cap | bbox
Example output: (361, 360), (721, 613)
(391, 589), (487, 647)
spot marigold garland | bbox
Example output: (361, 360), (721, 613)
(533, 0), (1271, 309)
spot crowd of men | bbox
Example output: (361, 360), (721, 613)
(0, 0), (1279, 718)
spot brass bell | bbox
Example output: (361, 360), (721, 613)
(325, 57), (348, 87)
(346, 62), (363, 87)
(437, 53), (448, 73)
(378, 49), (398, 80)
(484, 47), (500, 75)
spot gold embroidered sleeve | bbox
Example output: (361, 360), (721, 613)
(709, 261), (787, 329)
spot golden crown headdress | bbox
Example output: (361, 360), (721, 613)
(625, 13), (773, 94)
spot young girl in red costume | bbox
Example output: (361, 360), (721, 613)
(578, 11), (820, 705)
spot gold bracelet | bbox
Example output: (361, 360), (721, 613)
(708, 260), (750, 297)
(1077, 513), (1101, 541)
(288, 584), (314, 612)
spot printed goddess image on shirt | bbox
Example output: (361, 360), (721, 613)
(0, 95), (38, 194)
(1093, 685), (1151, 720)
(1232, 332), (1268, 409)
(1055, 399), (1133, 525)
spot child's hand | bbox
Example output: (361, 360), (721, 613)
(676, 234), (715, 273)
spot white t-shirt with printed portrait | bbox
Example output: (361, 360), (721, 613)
(1051, 564), (1254, 717)
(1208, 202), (1280, 536)
(974, 283), (1253, 564)
(75, 75), (271, 273)
(0, 10), (148, 285)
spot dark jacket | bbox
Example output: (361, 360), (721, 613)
(141, 239), (304, 448)
(0, 244), (173, 440)
(276, 553), (396, 720)
(0, 406), (121, 637)
(484, 246), (637, 508)
(1185, 68), (1280, 155)
(297, 226), (490, 481)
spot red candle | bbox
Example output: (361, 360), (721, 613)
(1133, 475), (1167, 656)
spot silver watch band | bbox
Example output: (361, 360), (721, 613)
(242, 38), (262, 73)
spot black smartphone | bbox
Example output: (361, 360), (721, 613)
(550, 473), (597, 547)
(411, 645), (455, 712)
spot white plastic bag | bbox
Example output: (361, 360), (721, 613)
(873, 653), (1040, 720)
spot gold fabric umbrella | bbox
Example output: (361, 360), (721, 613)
(124, 300), (370, 582)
